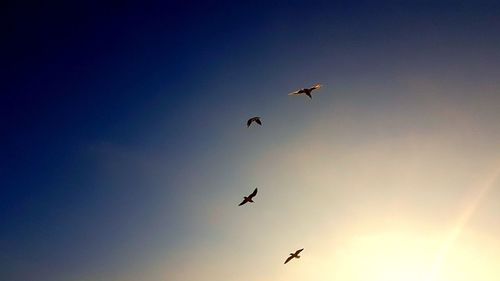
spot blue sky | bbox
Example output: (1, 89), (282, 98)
(2, 1), (500, 281)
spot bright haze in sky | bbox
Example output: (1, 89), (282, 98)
(2, 1), (500, 281)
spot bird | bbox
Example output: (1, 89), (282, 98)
(238, 188), (258, 206)
(288, 84), (322, 99)
(284, 248), (304, 264)
(247, 116), (262, 127)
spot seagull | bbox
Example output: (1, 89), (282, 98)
(247, 117), (262, 127)
(284, 248), (304, 264)
(288, 84), (322, 99)
(238, 188), (258, 206)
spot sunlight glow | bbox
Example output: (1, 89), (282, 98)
(310, 228), (500, 281)
(332, 231), (437, 281)
(427, 165), (500, 281)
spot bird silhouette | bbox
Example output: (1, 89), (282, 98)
(247, 117), (262, 127)
(288, 84), (322, 99)
(284, 248), (304, 264)
(238, 188), (258, 206)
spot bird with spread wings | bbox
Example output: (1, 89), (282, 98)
(288, 84), (322, 99)
(284, 248), (304, 264)
(247, 116), (262, 127)
(238, 188), (258, 206)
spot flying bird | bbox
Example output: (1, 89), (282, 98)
(238, 188), (258, 206)
(247, 117), (262, 127)
(288, 84), (322, 99)
(284, 248), (304, 264)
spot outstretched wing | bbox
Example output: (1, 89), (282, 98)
(284, 255), (294, 264)
(255, 118), (262, 125)
(288, 89), (305, 96)
(295, 248), (304, 255)
(248, 188), (258, 199)
(246, 118), (253, 127)
(238, 198), (248, 206)
(310, 84), (322, 91)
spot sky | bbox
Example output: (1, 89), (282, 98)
(1, 1), (500, 281)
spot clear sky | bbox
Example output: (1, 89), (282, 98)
(2, 1), (500, 281)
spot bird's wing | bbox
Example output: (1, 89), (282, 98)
(238, 198), (248, 206)
(311, 84), (322, 90)
(295, 248), (304, 255)
(284, 255), (294, 264)
(249, 188), (258, 198)
(289, 88), (305, 95)
(255, 119), (262, 125)
(246, 119), (253, 127)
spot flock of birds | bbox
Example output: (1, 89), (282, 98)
(239, 83), (322, 265)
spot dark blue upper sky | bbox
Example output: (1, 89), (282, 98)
(2, 1), (500, 281)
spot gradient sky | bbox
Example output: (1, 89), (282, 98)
(2, 1), (500, 281)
